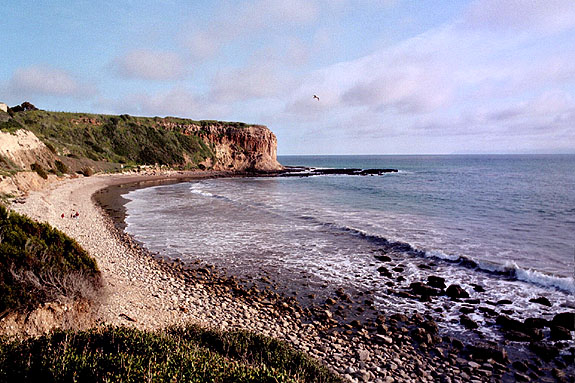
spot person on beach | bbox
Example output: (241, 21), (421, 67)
(61, 213), (65, 219)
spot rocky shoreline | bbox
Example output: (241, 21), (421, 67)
(10, 172), (574, 382)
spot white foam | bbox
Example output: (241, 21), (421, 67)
(504, 260), (575, 294)
(189, 185), (213, 197)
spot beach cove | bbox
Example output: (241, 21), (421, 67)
(5, 170), (572, 382)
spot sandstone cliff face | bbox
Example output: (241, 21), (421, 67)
(159, 122), (282, 171)
(0, 129), (56, 170)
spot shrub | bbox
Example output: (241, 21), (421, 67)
(30, 163), (47, 179)
(0, 205), (102, 313)
(54, 160), (69, 174)
(0, 325), (343, 383)
(80, 167), (94, 177)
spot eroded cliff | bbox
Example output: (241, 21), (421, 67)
(159, 120), (281, 171)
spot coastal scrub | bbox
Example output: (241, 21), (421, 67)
(0, 324), (343, 383)
(0, 205), (102, 314)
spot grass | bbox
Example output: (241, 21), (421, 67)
(0, 324), (343, 383)
(0, 110), (258, 169)
(0, 205), (102, 314)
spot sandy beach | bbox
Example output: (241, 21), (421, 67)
(9, 172), (569, 383)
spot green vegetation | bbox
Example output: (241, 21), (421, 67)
(30, 163), (48, 179)
(54, 160), (69, 174)
(0, 205), (101, 314)
(0, 325), (342, 383)
(0, 110), (257, 169)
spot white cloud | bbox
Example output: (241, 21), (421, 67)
(6, 66), (94, 98)
(210, 63), (290, 102)
(465, 0), (575, 34)
(113, 49), (187, 81)
(101, 88), (228, 120)
(183, 0), (320, 59)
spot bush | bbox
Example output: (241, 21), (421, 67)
(30, 163), (47, 179)
(0, 325), (343, 383)
(0, 205), (102, 313)
(80, 167), (94, 177)
(54, 160), (69, 174)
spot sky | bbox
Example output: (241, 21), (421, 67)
(1, 0), (575, 155)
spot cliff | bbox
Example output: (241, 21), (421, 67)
(0, 129), (56, 171)
(158, 120), (280, 171)
(1, 110), (282, 172)
(0, 109), (282, 196)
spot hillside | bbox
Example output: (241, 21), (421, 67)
(0, 106), (281, 177)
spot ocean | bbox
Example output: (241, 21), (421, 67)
(122, 155), (575, 338)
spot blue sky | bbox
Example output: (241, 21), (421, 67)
(2, 0), (575, 154)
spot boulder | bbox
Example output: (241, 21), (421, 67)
(552, 312), (575, 331)
(460, 315), (479, 330)
(375, 255), (392, 262)
(446, 284), (470, 299)
(410, 282), (442, 298)
(427, 275), (446, 289)
(529, 297), (551, 307)
(550, 325), (572, 341)
(529, 342), (559, 361)
(377, 266), (392, 278)
(523, 317), (549, 329)
(468, 343), (508, 363)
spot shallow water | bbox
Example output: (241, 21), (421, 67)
(123, 155), (575, 338)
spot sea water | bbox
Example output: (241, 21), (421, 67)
(123, 155), (575, 337)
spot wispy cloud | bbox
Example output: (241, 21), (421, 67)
(6, 66), (95, 99)
(112, 49), (188, 81)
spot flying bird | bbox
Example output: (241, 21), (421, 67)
(313, 95), (320, 101)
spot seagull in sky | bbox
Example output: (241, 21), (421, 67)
(313, 95), (320, 101)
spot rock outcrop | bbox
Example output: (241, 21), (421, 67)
(160, 121), (282, 171)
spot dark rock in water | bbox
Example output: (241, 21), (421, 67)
(524, 317), (549, 329)
(512, 361), (529, 372)
(552, 312), (575, 331)
(550, 325), (572, 341)
(530, 342), (559, 361)
(427, 275), (446, 289)
(496, 299), (512, 305)
(471, 284), (486, 292)
(458, 257), (478, 269)
(446, 284), (470, 299)
(423, 320), (439, 335)
(496, 315), (520, 329)
(377, 266), (392, 277)
(478, 306), (497, 316)
(497, 315), (544, 341)
(375, 254), (392, 262)
(390, 313), (409, 323)
(460, 315), (479, 329)
(505, 329), (543, 342)
(359, 168), (399, 175)
(418, 264), (432, 270)
(468, 343), (508, 363)
(460, 306), (475, 314)
(465, 298), (481, 305)
(411, 313), (425, 323)
(410, 282), (442, 298)
(529, 296), (552, 307)
(451, 338), (464, 349)
(392, 266), (404, 272)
